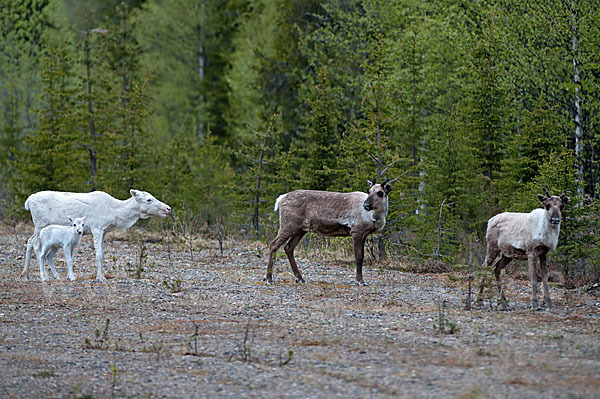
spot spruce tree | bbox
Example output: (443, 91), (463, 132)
(301, 66), (341, 191)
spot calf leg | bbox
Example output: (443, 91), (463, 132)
(66, 245), (76, 281)
(539, 253), (552, 308)
(352, 233), (367, 285)
(284, 231), (307, 283)
(493, 255), (512, 310)
(38, 246), (49, 282)
(46, 248), (60, 280)
(266, 230), (295, 283)
(528, 252), (540, 309)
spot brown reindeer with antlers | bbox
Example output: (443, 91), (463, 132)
(266, 179), (392, 285)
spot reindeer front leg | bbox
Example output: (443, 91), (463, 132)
(539, 253), (552, 308)
(528, 251), (540, 309)
(352, 233), (366, 285)
(92, 229), (106, 281)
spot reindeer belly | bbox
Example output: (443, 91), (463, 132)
(500, 245), (527, 259)
(308, 220), (351, 237)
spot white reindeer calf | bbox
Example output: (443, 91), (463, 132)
(38, 217), (86, 281)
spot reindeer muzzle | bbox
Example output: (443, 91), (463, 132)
(550, 217), (561, 225)
(363, 202), (372, 211)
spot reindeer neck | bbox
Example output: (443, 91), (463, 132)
(539, 213), (560, 250)
(113, 197), (142, 230)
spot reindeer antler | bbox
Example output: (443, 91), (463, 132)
(542, 187), (551, 198)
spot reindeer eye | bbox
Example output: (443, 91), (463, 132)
(147, 199), (152, 203)
(377, 191), (384, 198)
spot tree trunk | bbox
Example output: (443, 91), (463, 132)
(571, 0), (584, 200)
(196, 1), (206, 138)
(85, 29), (97, 191)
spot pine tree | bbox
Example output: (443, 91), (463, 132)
(98, 2), (155, 198)
(0, 0), (52, 212)
(300, 66), (342, 191)
(235, 113), (283, 238)
(17, 42), (85, 206)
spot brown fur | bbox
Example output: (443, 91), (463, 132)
(266, 181), (392, 284)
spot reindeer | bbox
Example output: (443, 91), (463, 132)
(483, 188), (569, 309)
(266, 179), (392, 285)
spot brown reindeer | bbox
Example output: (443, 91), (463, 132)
(483, 188), (569, 309)
(266, 179), (392, 285)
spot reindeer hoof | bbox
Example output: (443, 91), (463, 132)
(264, 277), (274, 285)
(543, 299), (553, 308)
(295, 278), (305, 284)
(531, 300), (540, 310)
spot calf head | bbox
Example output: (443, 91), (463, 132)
(537, 188), (570, 226)
(68, 216), (86, 236)
(363, 178), (392, 212)
(130, 189), (172, 218)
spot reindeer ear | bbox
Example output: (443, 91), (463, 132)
(368, 178), (376, 188)
(68, 217), (73, 223)
(384, 184), (392, 194)
(560, 192), (570, 205)
(537, 194), (547, 204)
(130, 189), (140, 197)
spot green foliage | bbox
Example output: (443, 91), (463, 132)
(234, 113), (284, 237)
(2, 0), (600, 281)
(0, 0), (53, 214)
(300, 66), (342, 191)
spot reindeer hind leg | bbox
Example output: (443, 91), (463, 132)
(284, 231), (307, 283)
(266, 230), (295, 283)
(493, 255), (512, 310)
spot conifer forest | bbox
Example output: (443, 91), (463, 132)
(1, 0), (600, 283)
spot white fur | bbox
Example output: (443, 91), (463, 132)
(38, 217), (86, 281)
(489, 208), (560, 256)
(22, 189), (171, 281)
(274, 194), (286, 212)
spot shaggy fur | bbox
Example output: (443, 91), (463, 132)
(267, 181), (392, 284)
(484, 190), (569, 309)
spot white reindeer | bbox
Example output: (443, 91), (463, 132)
(483, 188), (569, 309)
(22, 189), (171, 281)
(38, 217), (86, 281)
(267, 179), (392, 285)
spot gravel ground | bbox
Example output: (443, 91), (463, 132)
(1, 225), (599, 399)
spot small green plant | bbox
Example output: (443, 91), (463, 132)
(138, 331), (164, 356)
(229, 319), (253, 363)
(279, 349), (294, 366)
(33, 370), (56, 378)
(85, 318), (111, 349)
(125, 244), (149, 278)
(434, 301), (458, 335)
(185, 322), (202, 356)
(163, 278), (183, 293)
(109, 364), (119, 399)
